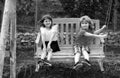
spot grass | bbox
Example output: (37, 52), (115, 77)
(16, 58), (120, 78)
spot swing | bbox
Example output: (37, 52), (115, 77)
(34, 0), (112, 72)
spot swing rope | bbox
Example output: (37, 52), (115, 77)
(34, 0), (38, 57)
(104, 0), (113, 53)
(105, 0), (113, 29)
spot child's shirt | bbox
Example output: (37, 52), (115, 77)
(75, 29), (94, 47)
(40, 25), (58, 41)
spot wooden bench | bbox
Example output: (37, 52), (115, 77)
(35, 18), (105, 71)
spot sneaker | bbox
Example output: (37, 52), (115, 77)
(73, 61), (83, 69)
(43, 60), (52, 66)
(37, 59), (44, 64)
(82, 59), (91, 66)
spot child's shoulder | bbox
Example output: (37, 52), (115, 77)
(52, 24), (58, 29)
(40, 27), (46, 31)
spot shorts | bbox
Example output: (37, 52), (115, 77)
(73, 44), (90, 55)
(41, 41), (60, 52)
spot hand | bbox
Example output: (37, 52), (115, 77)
(102, 25), (107, 29)
(99, 33), (107, 38)
(99, 34), (107, 43)
(43, 47), (47, 52)
(47, 44), (52, 52)
(100, 37), (105, 43)
(35, 39), (39, 44)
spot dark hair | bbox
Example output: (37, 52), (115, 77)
(39, 14), (53, 29)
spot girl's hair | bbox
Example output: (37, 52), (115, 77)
(39, 14), (53, 29)
(79, 15), (94, 31)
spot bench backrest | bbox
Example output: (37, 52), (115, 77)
(53, 18), (102, 49)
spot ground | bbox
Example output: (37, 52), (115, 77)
(16, 57), (120, 78)
(3, 50), (120, 78)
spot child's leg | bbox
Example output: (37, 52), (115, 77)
(82, 47), (89, 61)
(74, 45), (81, 64)
(73, 45), (83, 69)
(47, 49), (52, 61)
(75, 53), (80, 64)
(82, 46), (91, 66)
(41, 50), (47, 60)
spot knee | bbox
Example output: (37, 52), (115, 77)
(48, 49), (53, 53)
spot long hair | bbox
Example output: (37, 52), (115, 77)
(79, 15), (94, 31)
(39, 14), (53, 29)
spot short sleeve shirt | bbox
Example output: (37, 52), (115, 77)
(40, 25), (58, 41)
(75, 29), (93, 47)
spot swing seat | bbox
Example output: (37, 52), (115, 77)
(34, 18), (105, 71)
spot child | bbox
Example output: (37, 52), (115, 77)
(73, 15), (107, 69)
(35, 14), (60, 71)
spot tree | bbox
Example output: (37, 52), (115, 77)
(59, 0), (109, 21)
(17, 0), (35, 25)
(0, 0), (16, 78)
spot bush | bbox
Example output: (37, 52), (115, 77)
(105, 31), (120, 54)
(105, 31), (120, 48)
(17, 32), (37, 51)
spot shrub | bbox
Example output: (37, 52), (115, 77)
(16, 32), (37, 51)
(105, 31), (120, 55)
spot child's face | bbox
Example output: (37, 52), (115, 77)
(81, 21), (89, 30)
(43, 18), (52, 28)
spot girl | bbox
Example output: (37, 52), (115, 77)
(73, 15), (107, 69)
(35, 14), (60, 71)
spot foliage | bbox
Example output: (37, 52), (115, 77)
(17, 0), (35, 25)
(105, 31), (120, 48)
(59, 0), (109, 18)
(104, 31), (120, 55)
(17, 32), (37, 50)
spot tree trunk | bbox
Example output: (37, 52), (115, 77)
(0, 0), (16, 78)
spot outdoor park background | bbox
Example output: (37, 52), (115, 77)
(0, 0), (120, 78)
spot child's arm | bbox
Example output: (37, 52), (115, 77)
(41, 34), (47, 50)
(35, 32), (41, 44)
(94, 25), (106, 34)
(84, 32), (107, 39)
(40, 28), (47, 50)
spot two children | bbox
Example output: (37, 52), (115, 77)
(35, 14), (107, 70)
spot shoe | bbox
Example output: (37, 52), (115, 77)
(35, 59), (44, 72)
(82, 59), (91, 66)
(37, 59), (44, 64)
(43, 60), (52, 66)
(73, 61), (83, 69)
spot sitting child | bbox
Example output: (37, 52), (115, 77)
(35, 14), (60, 71)
(73, 15), (107, 69)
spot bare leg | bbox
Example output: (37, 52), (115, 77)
(74, 45), (81, 64)
(41, 50), (47, 60)
(74, 53), (80, 64)
(82, 47), (89, 61)
(47, 49), (52, 61)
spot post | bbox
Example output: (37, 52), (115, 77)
(0, 0), (11, 78)
(0, 0), (16, 78)
(9, 0), (16, 78)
